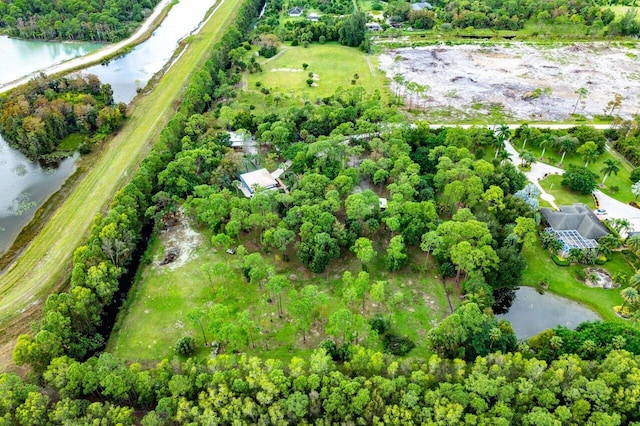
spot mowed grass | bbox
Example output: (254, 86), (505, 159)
(517, 140), (634, 203)
(539, 175), (596, 208)
(0, 0), (242, 370)
(521, 243), (634, 323)
(108, 224), (449, 362)
(246, 43), (386, 102)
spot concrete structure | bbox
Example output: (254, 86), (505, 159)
(239, 169), (279, 197)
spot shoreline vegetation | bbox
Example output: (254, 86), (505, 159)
(0, 0), (241, 370)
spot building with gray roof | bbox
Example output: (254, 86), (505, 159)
(540, 203), (609, 252)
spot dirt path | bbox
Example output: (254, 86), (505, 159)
(0, 0), (173, 95)
(0, 0), (240, 371)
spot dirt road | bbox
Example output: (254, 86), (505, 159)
(0, 0), (173, 95)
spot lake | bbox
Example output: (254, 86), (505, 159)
(0, 36), (101, 88)
(497, 286), (600, 339)
(0, 0), (218, 257)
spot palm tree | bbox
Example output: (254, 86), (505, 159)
(573, 87), (588, 114)
(497, 149), (511, 165)
(629, 270), (640, 289)
(518, 123), (531, 150)
(538, 134), (553, 160)
(628, 235), (640, 253)
(620, 287), (639, 310)
(554, 135), (578, 165)
(520, 150), (537, 168)
(600, 159), (621, 185)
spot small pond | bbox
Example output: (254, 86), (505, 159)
(496, 286), (600, 339)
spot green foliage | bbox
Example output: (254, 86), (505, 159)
(0, 74), (124, 159)
(561, 164), (598, 194)
(551, 254), (570, 266)
(381, 333), (415, 356)
(175, 336), (196, 357)
(0, 0), (161, 41)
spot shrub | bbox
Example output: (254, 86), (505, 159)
(552, 254), (570, 266)
(369, 314), (390, 334)
(175, 336), (196, 357)
(382, 333), (416, 356)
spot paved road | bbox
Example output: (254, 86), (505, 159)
(593, 190), (640, 236)
(504, 140), (562, 209)
(0, 0), (173, 95)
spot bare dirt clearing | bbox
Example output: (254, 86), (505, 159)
(379, 43), (640, 121)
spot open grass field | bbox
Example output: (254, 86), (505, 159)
(521, 243), (634, 323)
(0, 0), (242, 371)
(245, 43), (387, 104)
(107, 223), (449, 362)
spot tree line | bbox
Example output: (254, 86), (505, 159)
(0, 0), (161, 42)
(12, 0), (265, 375)
(0, 73), (126, 159)
(4, 339), (640, 424)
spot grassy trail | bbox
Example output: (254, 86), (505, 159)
(0, 0), (241, 371)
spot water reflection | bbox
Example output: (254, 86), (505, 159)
(496, 286), (600, 339)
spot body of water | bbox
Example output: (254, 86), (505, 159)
(0, 36), (101, 87)
(0, 0), (217, 256)
(84, 0), (218, 104)
(497, 286), (600, 339)
(0, 136), (77, 255)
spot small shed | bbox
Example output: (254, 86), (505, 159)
(229, 131), (247, 149)
(306, 12), (320, 21)
(288, 7), (303, 17)
(366, 22), (382, 31)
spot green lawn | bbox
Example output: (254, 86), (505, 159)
(521, 243), (634, 323)
(246, 43), (387, 103)
(108, 224), (449, 362)
(518, 140), (635, 203)
(539, 174), (595, 208)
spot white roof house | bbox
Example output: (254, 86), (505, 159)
(229, 131), (247, 148)
(289, 7), (303, 17)
(411, 2), (433, 10)
(366, 22), (383, 31)
(239, 169), (280, 197)
(306, 13), (320, 21)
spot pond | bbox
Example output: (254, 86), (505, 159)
(83, 0), (218, 104)
(0, 36), (101, 88)
(496, 286), (600, 339)
(0, 135), (77, 256)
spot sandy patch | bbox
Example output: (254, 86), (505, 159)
(379, 42), (640, 121)
(155, 209), (201, 271)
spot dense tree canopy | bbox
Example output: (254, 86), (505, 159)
(0, 0), (161, 41)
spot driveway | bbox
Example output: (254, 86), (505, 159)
(593, 190), (640, 236)
(504, 140), (562, 209)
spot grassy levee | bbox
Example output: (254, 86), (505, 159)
(0, 0), (241, 370)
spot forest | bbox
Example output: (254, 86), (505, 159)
(0, 0), (161, 41)
(4, 0), (640, 423)
(0, 74), (126, 159)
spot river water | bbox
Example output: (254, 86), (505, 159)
(84, 0), (218, 104)
(497, 286), (600, 339)
(0, 0), (217, 257)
